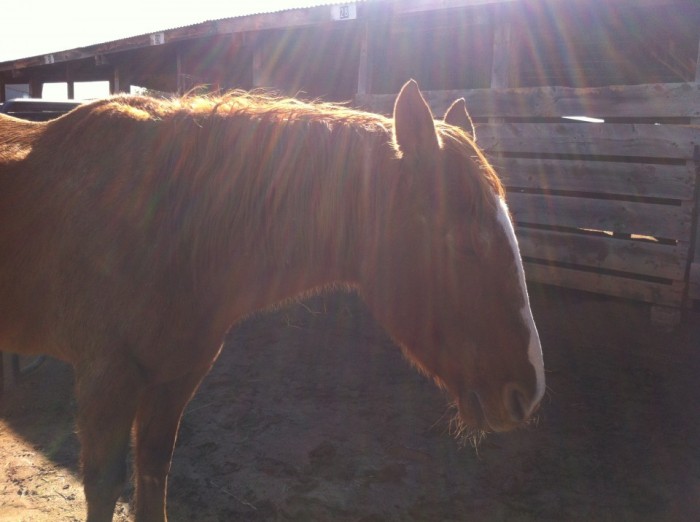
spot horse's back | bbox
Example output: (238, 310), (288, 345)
(0, 114), (44, 164)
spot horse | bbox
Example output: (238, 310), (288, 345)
(0, 80), (544, 521)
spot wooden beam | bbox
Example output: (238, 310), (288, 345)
(176, 50), (184, 95)
(478, 121), (698, 160)
(29, 76), (42, 98)
(111, 66), (123, 94)
(66, 64), (75, 99)
(523, 262), (683, 306)
(356, 21), (371, 96)
(498, 159), (695, 200)
(508, 192), (692, 240)
(490, 6), (512, 88)
(517, 227), (685, 280)
(687, 147), (700, 303)
(690, 261), (700, 300)
(695, 33), (700, 83)
(252, 40), (270, 89)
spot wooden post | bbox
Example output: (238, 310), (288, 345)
(66, 64), (75, 100)
(0, 79), (5, 103)
(175, 48), (185, 96)
(111, 66), (120, 94)
(686, 143), (700, 308)
(490, 5), (512, 89)
(356, 20), (371, 98)
(695, 34), (700, 83)
(111, 65), (131, 94)
(29, 77), (42, 98)
(252, 42), (265, 88)
(687, 35), (700, 305)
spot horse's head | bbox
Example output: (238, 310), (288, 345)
(360, 80), (544, 435)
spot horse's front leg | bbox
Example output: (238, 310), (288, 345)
(75, 360), (143, 522)
(133, 369), (210, 522)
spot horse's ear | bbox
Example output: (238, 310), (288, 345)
(444, 98), (476, 141)
(393, 80), (439, 158)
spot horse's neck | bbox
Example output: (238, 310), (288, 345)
(206, 128), (378, 317)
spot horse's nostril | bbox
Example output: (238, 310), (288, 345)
(503, 384), (528, 423)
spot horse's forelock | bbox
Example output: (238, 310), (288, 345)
(437, 124), (504, 199)
(431, 124), (505, 243)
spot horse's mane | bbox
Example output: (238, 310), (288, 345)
(80, 90), (392, 133)
(36, 92), (505, 281)
(45, 93), (393, 276)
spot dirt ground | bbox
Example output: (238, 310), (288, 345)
(1, 285), (699, 522)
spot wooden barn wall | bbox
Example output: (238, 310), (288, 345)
(506, 1), (700, 87)
(357, 83), (700, 310)
(251, 23), (362, 101)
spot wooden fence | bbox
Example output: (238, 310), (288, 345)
(358, 82), (700, 324)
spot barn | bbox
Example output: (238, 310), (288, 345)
(1, 1), (700, 520)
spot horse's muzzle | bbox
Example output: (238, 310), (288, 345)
(460, 383), (539, 433)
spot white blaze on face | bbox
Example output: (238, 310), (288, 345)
(495, 197), (546, 406)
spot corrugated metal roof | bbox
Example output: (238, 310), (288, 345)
(145, 1), (360, 33)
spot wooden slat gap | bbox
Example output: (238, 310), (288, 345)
(515, 221), (679, 245)
(523, 257), (675, 286)
(476, 117), (693, 124)
(491, 151), (688, 166)
(507, 187), (685, 206)
(518, 222), (676, 243)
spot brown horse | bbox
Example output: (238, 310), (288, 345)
(0, 80), (544, 521)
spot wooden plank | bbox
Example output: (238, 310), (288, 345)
(477, 122), (699, 160)
(507, 192), (692, 239)
(650, 305), (682, 331)
(357, 83), (700, 119)
(517, 228), (686, 280)
(495, 158), (695, 200)
(690, 261), (700, 300)
(524, 262), (683, 306)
